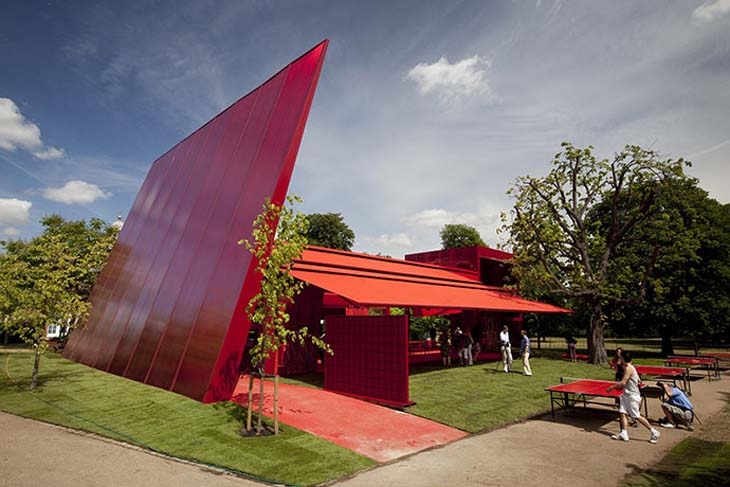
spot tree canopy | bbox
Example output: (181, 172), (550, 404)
(604, 180), (730, 353)
(502, 142), (690, 364)
(304, 213), (355, 251)
(440, 223), (486, 249)
(0, 215), (119, 388)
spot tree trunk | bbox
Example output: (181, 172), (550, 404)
(30, 347), (42, 390)
(256, 373), (265, 434)
(586, 302), (608, 365)
(274, 375), (279, 434)
(246, 374), (255, 432)
(660, 327), (674, 356)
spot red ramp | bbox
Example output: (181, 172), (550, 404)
(232, 377), (467, 463)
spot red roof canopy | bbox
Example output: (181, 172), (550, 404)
(292, 246), (570, 314)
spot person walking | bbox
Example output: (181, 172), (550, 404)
(520, 329), (532, 376)
(606, 351), (661, 443)
(499, 325), (512, 373)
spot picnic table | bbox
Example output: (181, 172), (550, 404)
(701, 352), (730, 367)
(545, 378), (647, 419)
(664, 356), (720, 381)
(634, 364), (691, 395)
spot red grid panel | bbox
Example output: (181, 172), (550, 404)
(63, 40), (328, 403)
(324, 315), (410, 407)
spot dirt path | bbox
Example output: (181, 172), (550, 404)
(2, 372), (728, 487)
(0, 412), (262, 487)
(334, 372), (730, 487)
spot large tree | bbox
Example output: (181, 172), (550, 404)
(0, 215), (119, 388)
(604, 180), (730, 354)
(304, 213), (355, 251)
(502, 143), (689, 365)
(440, 223), (485, 249)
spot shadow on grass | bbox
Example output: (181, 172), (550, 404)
(626, 438), (730, 486)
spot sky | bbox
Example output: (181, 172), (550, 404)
(1, 0), (729, 257)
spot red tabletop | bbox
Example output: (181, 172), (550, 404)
(634, 365), (685, 377)
(545, 379), (623, 398)
(665, 357), (716, 365)
(703, 352), (730, 359)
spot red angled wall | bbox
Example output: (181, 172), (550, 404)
(63, 40), (328, 403)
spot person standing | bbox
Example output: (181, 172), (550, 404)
(566, 336), (577, 362)
(606, 351), (661, 443)
(611, 347), (626, 382)
(520, 330), (532, 376)
(439, 329), (451, 367)
(499, 325), (512, 373)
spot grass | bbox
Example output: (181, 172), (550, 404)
(0, 347), (691, 485)
(407, 356), (615, 433)
(0, 351), (375, 487)
(624, 399), (730, 487)
(625, 439), (730, 486)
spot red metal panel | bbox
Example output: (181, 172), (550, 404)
(64, 153), (172, 363)
(125, 109), (232, 383)
(170, 65), (291, 400)
(144, 93), (258, 390)
(199, 41), (329, 402)
(324, 315), (410, 407)
(106, 135), (203, 376)
(64, 40), (329, 402)
(110, 117), (223, 378)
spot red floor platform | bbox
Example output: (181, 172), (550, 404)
(231, 376), (467, 463)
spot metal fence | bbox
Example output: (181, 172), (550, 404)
(536, 337), (729, 356)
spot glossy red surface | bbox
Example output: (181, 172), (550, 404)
(63, 40), (328, 403)
(324, 315), (411, 408)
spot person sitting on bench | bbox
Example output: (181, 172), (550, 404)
(657, 381), (695, 431)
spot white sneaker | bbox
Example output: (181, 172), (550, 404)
(611, 430), (629, 441)
(650, 430), (661, 444)
(660, 422), (675, 429)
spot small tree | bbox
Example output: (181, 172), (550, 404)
(241, 196), (330, 435)
(440, 223), (486, 249)
(0, 215), (118, 389)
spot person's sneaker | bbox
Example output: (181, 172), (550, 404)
(611, 430), (629, 441)
(649, 429), (661, 444)
(660, 422), (675, 428)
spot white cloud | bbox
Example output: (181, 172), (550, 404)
(362, 233), (414, 248)
(401, 208), (483, 228)
(693, 0), (730, 21)
(42, 180), (111, 204)
(406, 55), (493, 102)
(2, 227), (21, 237)
(0, 198), (32, 226)
(33, 146), (67, 160)
(0, 98), (65, 159)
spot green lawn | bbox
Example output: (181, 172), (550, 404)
(0, 348), (670, 485)
(0, 351), (374, 487)
(625, 438), (730, 486)
(407, 356), (615, 433)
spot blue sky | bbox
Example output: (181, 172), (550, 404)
(2, 0), (729, 257)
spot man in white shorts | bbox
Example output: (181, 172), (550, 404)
(606, 351), (661, 443)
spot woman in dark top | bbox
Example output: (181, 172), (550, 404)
(611, 347), (625, 381)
